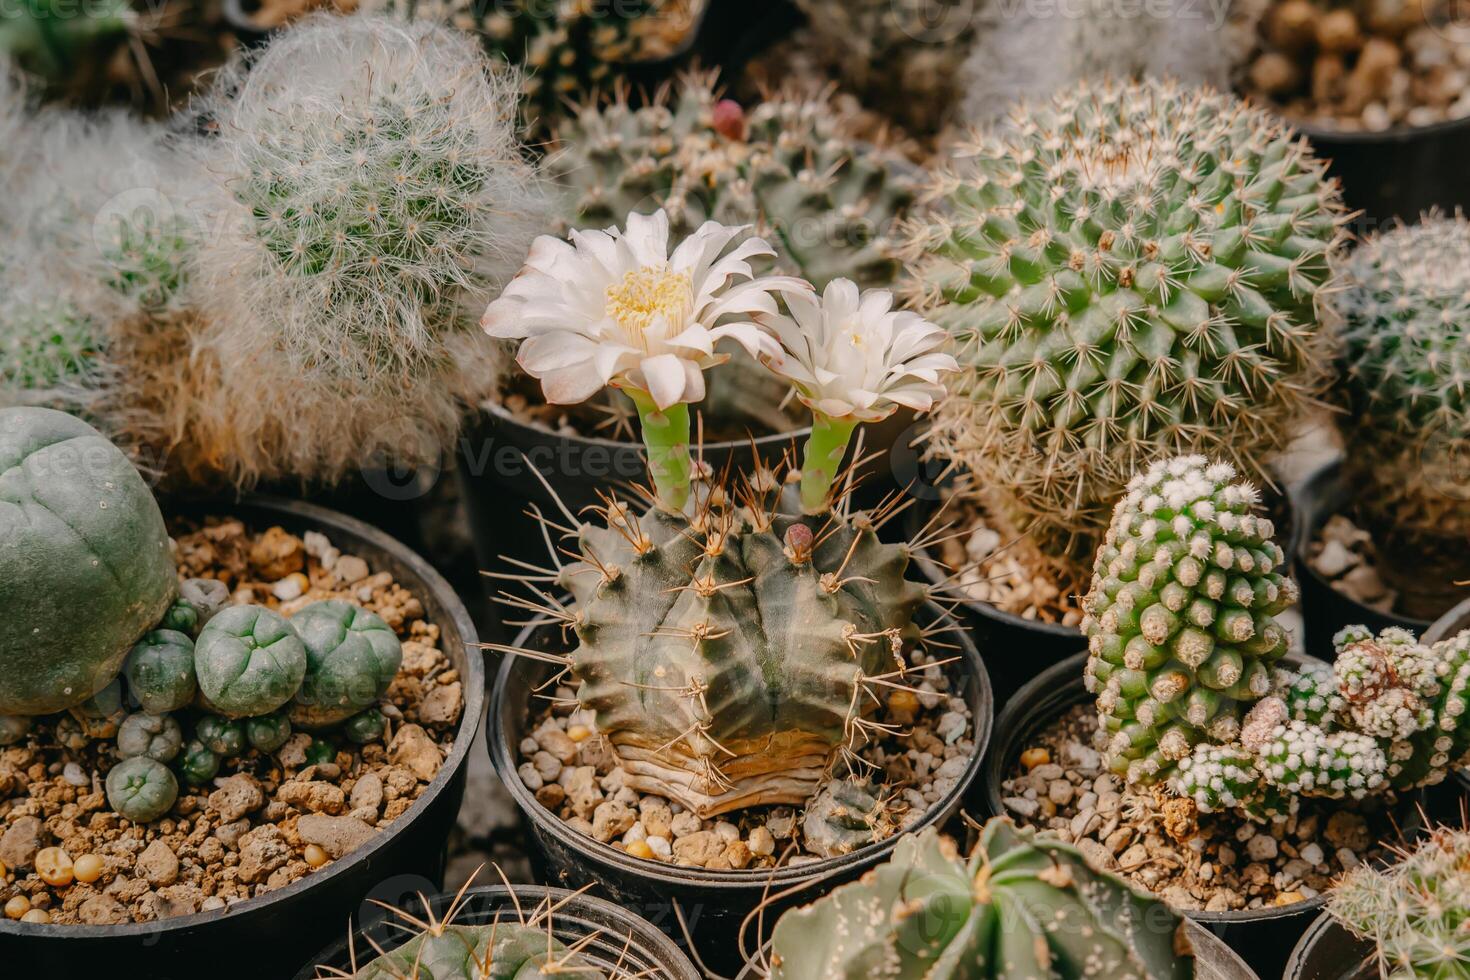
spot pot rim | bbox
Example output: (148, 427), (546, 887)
(478, 396), (813, 454)
(1293, 107), (1470, 146)
(294, 883), (698, 980)
(1283, 911), (1377, 980)
(488, 599), (992, 891)
(0, 494), (486, 940)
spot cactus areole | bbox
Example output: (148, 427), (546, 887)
(0, 407), (177, 715)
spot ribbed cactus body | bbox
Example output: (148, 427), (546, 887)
(768, 822), (1193, 979)
(549, 73), (916, 291)
(354, 922), (606, 980)
(1084, 456), (1296, 787)
(561, 501), (926, 817)
(1336, 215), (1470, 614)
(912, 78), (1345, 590)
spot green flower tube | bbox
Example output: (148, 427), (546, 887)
(624, 388), (693, 512)
(799, 412), (858, 515)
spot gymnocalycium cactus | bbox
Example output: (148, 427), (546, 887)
(1334, 213), (1470, 618)
(485, 211), (955, 818)
(290, 600), (403, 730)
(550, 72), (917, 291)
(194, 606), (308, 719)
(1087, 454), (1470, 819)
(1329, 822), (1470, 978)
(766, 821), (1194, 979)
(911, 77), (1347, 595)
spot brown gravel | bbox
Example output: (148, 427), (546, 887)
(0, 519), (464, 926)
(1002, 704), (1402, 913)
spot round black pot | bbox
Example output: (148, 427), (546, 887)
(295, 884), (699, 980)
(487, 600), (993, 975)
(1298, 115), (1470, 228)
(980, 649), (1438, 980)
(1292, 460), (1432, 662)
(0, 496), (485, 980)
(1284, 913), (1377, 980)
(732, 920), (1260, 980)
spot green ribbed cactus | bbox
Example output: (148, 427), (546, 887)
(1084, 455), (1296, 788)
(912, 77), (1346, 594)
(1329, 823), (1470, 979)
(767, 821), (1194, 979)
(558, 489), (928, 818)
(356, 0), (697, 133)
(549, 72), (917, 290)
(1335, 214), (1470, 618)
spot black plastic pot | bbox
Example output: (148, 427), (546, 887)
(487, 600), (993, 975)
(1298, 115), (1470, 228)
(981, 649), (1438, 980)
(0, 496), (485, 979)
(732, 920), (1261, 980)
(1293, 460), (1432, 662)
(295, 883), (699, 980)
(1284, 913), (1377, 980)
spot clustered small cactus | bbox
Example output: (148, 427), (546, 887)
(1087, 454), (1470, 820)
(911, 77), (1347, 596)
(549, 71), (917, 291)
(1329, 822), (1470, 978)
(766, 821), (1196, 978)
(1333, 213), (1470, 617)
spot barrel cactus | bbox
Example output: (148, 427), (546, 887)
(117, 711), (184, 763)
(768, 821), (1194, 979)
(1329, 822), (1470, 978)
(550, 72), (917, 290)
(105, 756), (179, 823)
(0, 407), (177, 715)
(124, 629), (197, 714)
(194, 606), (308, 719)
(910, 77), (1347, 595)
(1334, 214), (1470, 618)
(290, 600), (403, 730)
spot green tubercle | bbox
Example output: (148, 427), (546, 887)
(624, 388), (692, 512)
(799, 412), (857, 515)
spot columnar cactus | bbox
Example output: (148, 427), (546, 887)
(910, 77), (1347, 594)
(1329, 823), (1470, 978)
(550, 72), (917, 290)
(767, 821), (1195, 979)
(1334, 214), (1470, 617)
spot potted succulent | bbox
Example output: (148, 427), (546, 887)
(736, 820), (1259, 979)
(300, 873), (699, 979)
(0, 407), (484, 979)
(1297, 214), (1470, 657)
(901, 76), (1342, 700)
(458, 70), (923, 578)
(979, 453), (1470, 977)
(1286, 821), (1470, 978)
(480, 208), (993, 971)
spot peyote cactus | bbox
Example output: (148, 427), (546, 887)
(911, 77), (1346, 596)
(117, 712), (184, 763)
(290, 600), (403, 730)
(105, 756), (179, 823)
(549, 72), (918, 291)
(195, 714), (247, 758)
(188, 13), (548, 487)
(1086, 456), (1470, 819)
(124, 630), (198, 715)
(343, 709), (386, 745)
(194, 606), (308, 719)
(165, 579), (231, 636)
(1329, 822), (1470, 978)
(246, 712), (292, 753)
(766, 821), (1194, 979)
(177, 739), (219, 785)
(1333, 214), (1470, 618)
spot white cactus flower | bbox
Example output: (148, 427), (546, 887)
(482, 210), (807, 410)
(757, 278), (957, 423)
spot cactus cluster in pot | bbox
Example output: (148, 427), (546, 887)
(908, 76), (1348, 602)
(1332, 213), (1470, 618)
(1084, 453), (1470, 821)
(760, 820), (1198, 978)
(483, 209), (961, 822)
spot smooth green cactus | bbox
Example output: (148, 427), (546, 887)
(550, 73), (917, 291)
(163, 578), (231, 637)
(177, 739), (219, 785)
(1083, 455), (1296, 787)
(246, 712), (292, 753)
(1335, 214), (1470, 618)
(912, 77), (1346, 593)
(305, 739), (336, 767)
(289, 600), (403, 730)
(124, 629), (198, 714)
(557, 488), (929, 818)
(768, 821), (1194, 979)
(117, 712), (183, 763)
(106, 756), (179, 823)
(800, 778), (896, 858)
(195, 605), (308, 719)
(196, 714), (247, 758)
(1329, 822), (1470, 979)
(343, 709), (386, 745)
